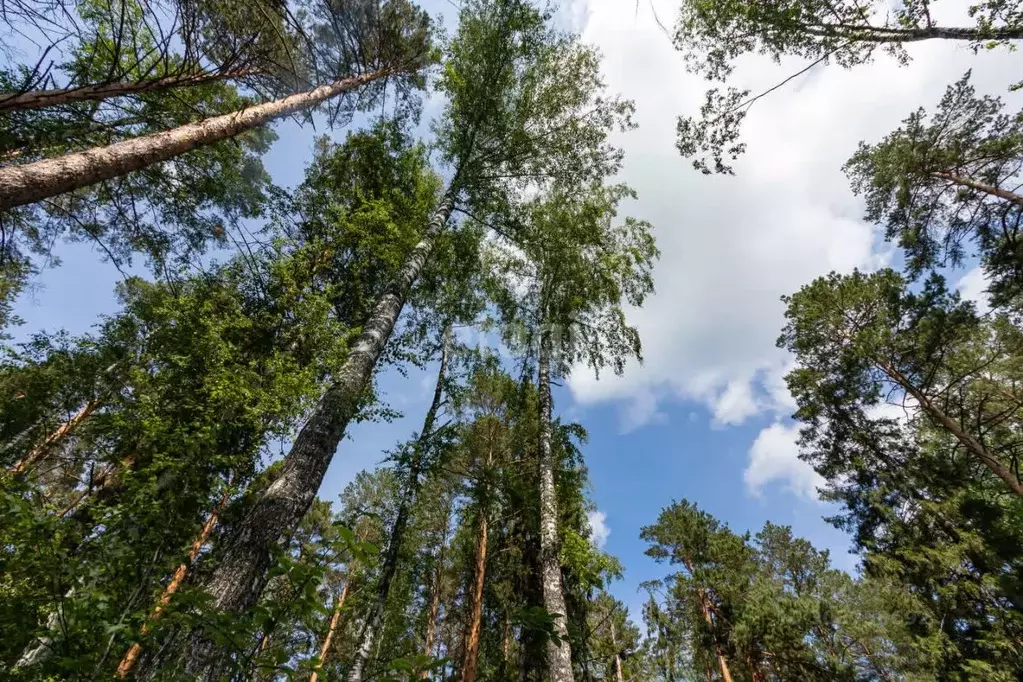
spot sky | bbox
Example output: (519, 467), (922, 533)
(10, 0), (1023, 627)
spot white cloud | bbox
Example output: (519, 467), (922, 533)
(745, 421), (824, 500)
(564, 0), (1022, 431)
(587, 509), (611, 549)
(619, 390), (668, 434)
(957, 266), (991, 315)
(710, 378), (759, 427)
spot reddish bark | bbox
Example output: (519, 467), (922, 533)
(115, 486), (232, 678)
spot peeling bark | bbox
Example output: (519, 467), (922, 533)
(10, 397), (100, 475)
(309, 579), (350, 682)
(460, 510), (488, 682)
(421, 500), (451, 679)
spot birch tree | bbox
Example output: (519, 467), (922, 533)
(485, 184), (657, 682)
(176, 1), (634, 677)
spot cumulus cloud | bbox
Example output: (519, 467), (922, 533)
(564, 0), (1021, 432)
(958, 266), (991, 315)
(587, 510), (611, 549)
(744, 421), (824, 499)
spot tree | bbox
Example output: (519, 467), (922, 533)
(0, 0), (432, 211)
(671, 0), (1023, 174)
(172, 1), (635, 677)
(345, 325), (452, 682)
(485, 183), (657, 682)
(780, 268), (1023, 679)
(845, 72), (1023, 306)
(146, 120), (440, 680)
(780, 268), (1023, 497)
(641, 501), (931, 682)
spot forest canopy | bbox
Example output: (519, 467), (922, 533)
(1, 0), (1021, 680)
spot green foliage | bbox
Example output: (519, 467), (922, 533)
(672, 0), (1023, 173)
(642, 500), (932, 681)
(779, 268), (1023, 679)
(845, 71), (1023, 305)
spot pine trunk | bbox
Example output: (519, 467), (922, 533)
(0, 69), (390, 210)
(346, 324), (452, 682)
(309, 580), (350, 682)
(537, 330), (574, 682)
(877, 358), (1023, 496)
(178, 197), (453, 681)
(421, 502), (450, 678)
(0, 68), (259, 113)
(10, 397), (100, 474)
(932, 170), (1023, 207)
(700, 596), (733, 682)
(460, 510), (488, 682)
(115, 486), (232, 678)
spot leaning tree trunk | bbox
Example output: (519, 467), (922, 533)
(932, 170), (1023, 207)
(0, 68), (391, 211)
(175, 196), (454, 682)
(347, 325), (452, 682)
(309, 579), (350, 682)
(874, 356), (1023, 497)
(10, 397), (101, 474)
(115, 484), (233, 678)
(0, 67), (259, 113)
(536, 329), (575, 682)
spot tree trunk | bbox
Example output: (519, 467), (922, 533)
(0, 68), (259, 113)
(610, 621), (624, 682)
(932, 170), (1023, 207)
(177, 197), (454, 682)
(14, 588), (75, 668)
(537, 330), (574, 682)
(0, 69), (391, 210)
(10, 397), (100, 474)
(115, 485), (232, 678)
(877, 358), (1023, 496)
(421, 501), (451, 679)
(309, 580), (350, 682)
(700, 595), (733, 682)
(347, 324), (452, 682)
(460, 510), (488, 682)
(680, 555), (733, 682)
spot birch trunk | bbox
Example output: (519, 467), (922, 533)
(0, 68), (259, 113)
(0, 69), (390, 210)
(177, 197), (453, 681)
(610, 621), (624, 682)
(347, 324), (452, 682)
(537, 330), (574, 682)
(115, 485), (232, 678)
(10, 397), (100, 474)
(309, 580), (350, 682)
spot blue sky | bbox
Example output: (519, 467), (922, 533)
(10, 0), (1022, 629)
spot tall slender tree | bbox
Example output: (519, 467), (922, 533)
(486, 184), (657, 682)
